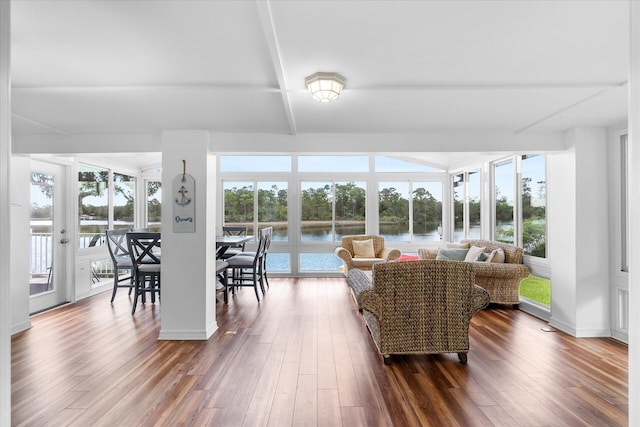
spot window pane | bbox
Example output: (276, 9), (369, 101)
(494, 160), (514, 244)
(468, 169), (481, 239)
(379, 182), (409, 242)
(220, 156), (291, 172)
(519, 275), (550, 307)
(258, 182), (288, 241)
(30, 172), (54, 295)
(452, 173), (464, 241)
(299, 253), (342, 271)
(266, 253), (290, 272)
(375, 156), (444, 172)
(335, 182), (366, 239)
(521, 155), (546, 257)
(78, 165), (109, 248)
(413, 182), (442, 241)
(224, 182), (255, 236)
(301, 182), (333, 241)
(298, 156), (369, 172)
(147, 181), (162, 232)
(113, 173), (135, 230)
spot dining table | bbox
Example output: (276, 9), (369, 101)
(215, 234), (253, 258)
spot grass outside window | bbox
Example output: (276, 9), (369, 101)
(519, 275), (550, 307)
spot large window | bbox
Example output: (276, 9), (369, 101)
(78, 165), (109, 248)
(77, 166), (138, 248)
(300, 181), (365, 241)
(468, 169), (481, 239)
(378, 182), (409, 241)
(494, 159), (515, 244)
(147, 181), (162, 232)
(453, 173), (464, 240)
(521, 155), (546, 257)
(257, 181), (288, 241)
(378, 181), (442, 242)
(218, 155), (446, 275)
(452, 169), (481, 241)
(113, 173), (135, 230)
(224, 180), (288, 237)
(412, 182), (442, 241)
(224, 181), (255, 236)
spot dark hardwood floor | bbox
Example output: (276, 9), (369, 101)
(12, 278), (628, 426)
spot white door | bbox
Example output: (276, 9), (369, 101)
(29, 160), (69, 313)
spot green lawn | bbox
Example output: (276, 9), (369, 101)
(519, 275), (550, 306)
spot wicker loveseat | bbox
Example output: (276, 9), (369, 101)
(347, 260), (490, 364)
(334, 235), (401, 275)
(418, 239), (530, 307)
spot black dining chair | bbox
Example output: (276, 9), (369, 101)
(236, 226), (272, 290)
(225, 229), (268, 302)
(220, 225), (248, 259)
(105, 229), (135, 302)
(126, 232), (161, 314)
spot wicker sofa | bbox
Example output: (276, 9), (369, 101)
(347, 260), (490, 364)
(418, 239), (530, 307)
(334, 235), (401, 275)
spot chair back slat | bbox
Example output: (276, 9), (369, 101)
(127, 232), (161, 265)
(106, 229), (130, 259)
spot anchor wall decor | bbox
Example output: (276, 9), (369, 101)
(172, 159), (196, 233)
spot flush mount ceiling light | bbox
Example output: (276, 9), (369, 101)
(304, 72), (346, 103)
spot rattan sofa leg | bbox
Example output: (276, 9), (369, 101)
(383, 354), (392, 365)
(458, 352), (468, 364)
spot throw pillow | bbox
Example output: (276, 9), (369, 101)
(352, 239), (375, 258)
(418, 248), (438, 260)
(486, 247), (505, 263)
(445, 241), (470, 249)
(397, 254), (420, 261)
(435, 248), (469, 261)
(475, 252), (490, 262)
(464, 245), (486, 262)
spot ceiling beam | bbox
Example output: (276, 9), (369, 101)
(255, 0), (297, 135)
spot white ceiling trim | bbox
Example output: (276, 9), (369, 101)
(11, 111), (70, 135)
(256, 0), (296, 135)
(350, 82), (627, 91)
(515, 86), (623, 133)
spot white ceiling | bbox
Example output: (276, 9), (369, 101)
(9, 0), (630, 168)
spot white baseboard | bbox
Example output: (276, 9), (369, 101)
(11, 320), (32, 335)
(158, 323), (218, 340)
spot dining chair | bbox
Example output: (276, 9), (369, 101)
(236, 226), (272, 290)
(225, 229), (267, 302)
(126, 232), (161, 314)
(220, 225), (248, 259)
(105, 229), (134, 302)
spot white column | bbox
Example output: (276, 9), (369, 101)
(0, 0), (10, 424)
(628, 2), (640, 424)
(549, 128), (610, 337)
(158, 131), (217, 340)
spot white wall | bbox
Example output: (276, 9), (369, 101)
(549, 128), (611, 337)
(10, 156), (31, 334)
(0, 1), (11, 423)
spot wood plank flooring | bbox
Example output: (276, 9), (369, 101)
(12, 278), (628, 426)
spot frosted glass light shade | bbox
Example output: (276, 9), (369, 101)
(304, 72), (346, 103)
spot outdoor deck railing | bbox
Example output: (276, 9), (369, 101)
(30, 232), (111, 277)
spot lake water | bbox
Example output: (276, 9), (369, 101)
(31, 221), (476, 273)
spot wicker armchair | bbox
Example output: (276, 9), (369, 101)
(334, 235), (401, 275)
(418, 239), (530, 307)
(349, 260), (490, 364)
